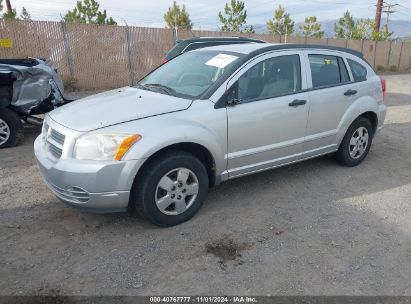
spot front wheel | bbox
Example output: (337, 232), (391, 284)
(335, 117), (373, 167)
(0, 108), (24, 148)
(131, 151), (209, 227)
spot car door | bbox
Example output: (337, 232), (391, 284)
(302, 51), (354, 158)
(225, 51), (309, 178)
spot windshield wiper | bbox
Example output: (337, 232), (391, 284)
(143, 83), (177, 96)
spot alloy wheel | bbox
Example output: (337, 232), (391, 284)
(349, 126), (369, 159)
(155, 167), (199, 215)
(0, 118), (10, 146)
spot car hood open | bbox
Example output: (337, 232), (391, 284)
(49, 86), (193, 132)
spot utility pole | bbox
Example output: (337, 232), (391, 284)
(374, 0), (384, 32)
(382, 2), (398, 32)
(5, 0), (12, 12)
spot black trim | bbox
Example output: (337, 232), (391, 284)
(202, 44), (367, 103)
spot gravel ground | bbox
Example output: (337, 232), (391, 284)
(0, 75), (410, 296)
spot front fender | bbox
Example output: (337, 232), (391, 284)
(117, 108), (227, 177)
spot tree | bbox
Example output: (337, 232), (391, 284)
(218, 0), (254, 33)
(64, 0), (116, 25)
(298, 16), (324, 38)
(0, 0), (16, 19)
(19, 6), (31, 20)
(334, 11), (392, 41)
(355, 18), (392, 41)
(2, 8), (16, 19)
(334, 10), (356, 39)
(267, 5), (294, 36)
(164, 1), (193, 30)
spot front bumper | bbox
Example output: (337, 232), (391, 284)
(34, 136), (143, 213)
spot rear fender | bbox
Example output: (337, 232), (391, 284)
(336, 95), (379, 145)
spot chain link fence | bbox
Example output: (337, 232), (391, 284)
(1, 20), (410, 90)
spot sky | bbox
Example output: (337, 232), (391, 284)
(8, 0), (411, 29)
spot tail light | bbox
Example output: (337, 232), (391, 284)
(161, 58), (168, 64)
(380, 76), (386, 97)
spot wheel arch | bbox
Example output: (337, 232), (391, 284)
(133, 142), (218, 189)
(359, 111), (378, 135)
(336, 96), (380, 146)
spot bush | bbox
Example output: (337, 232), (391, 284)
(376, 65), (386, 72)
(389, 65), (398, 72)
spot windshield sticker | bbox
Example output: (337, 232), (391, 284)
(205, 53), (238, 68)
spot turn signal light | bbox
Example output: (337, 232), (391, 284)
(114, 135), (141, 161)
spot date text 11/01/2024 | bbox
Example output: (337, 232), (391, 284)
(150, 297), (257, 303)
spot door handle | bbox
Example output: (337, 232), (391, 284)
(344, 89), (357, 96)
(289, 99), (307, 107)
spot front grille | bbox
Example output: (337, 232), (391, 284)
(45, 127), (65, 159)
(48, 142), (63, 158)
(50, 129), (65, 145)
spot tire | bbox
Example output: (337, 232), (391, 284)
(130, 150), (209, 227)
(0, 108), (24, 149)
(335, 117), (373, 167)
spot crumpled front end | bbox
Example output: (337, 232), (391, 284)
(0, 58), (68, 114)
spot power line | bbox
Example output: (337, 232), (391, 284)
(382, 2), (399, 31)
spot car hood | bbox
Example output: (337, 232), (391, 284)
(49, 86), (193, 132)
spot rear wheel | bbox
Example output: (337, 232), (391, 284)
(131, 150), (209, 227)
(0, 108), (24, 148)
(335, 117), (373, 167)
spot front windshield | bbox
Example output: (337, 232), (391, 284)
(138, 51), (243, 99)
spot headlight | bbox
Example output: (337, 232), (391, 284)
(74, 133), (141, 161)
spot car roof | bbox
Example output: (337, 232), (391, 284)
(195, 43), (364, 59)
(176, 36), (264, 43)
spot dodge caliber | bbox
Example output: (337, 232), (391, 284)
(34, 44), (387, 226)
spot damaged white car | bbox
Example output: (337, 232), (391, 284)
(0, 58), (70, 148)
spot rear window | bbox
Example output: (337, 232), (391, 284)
(184, 42), (216, 52)
(347, 59), (367, 82)
(309, 54), (350, 88)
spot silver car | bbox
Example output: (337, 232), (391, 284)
(34, 43), (387, 226)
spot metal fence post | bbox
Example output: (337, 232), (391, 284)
(387, 40), (392, 68)
(345, 38), (348, 48)
(360, 39), (364, 54)
(172, 29), (177, 44)
(373, 41), (378, 68)
(124, 24), (136, 85)
(60, 21), (74, 77)
(326, 38), (329, 45)
(397, 41), (403, 71)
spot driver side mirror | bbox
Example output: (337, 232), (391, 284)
(225, 82), (241, 106)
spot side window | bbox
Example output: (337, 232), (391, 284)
(235, 54), (301, 102)
(309, 54), (350, 88)
(347, 59), (367, 82)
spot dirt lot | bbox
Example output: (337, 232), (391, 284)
(0, 75), (410, 296)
